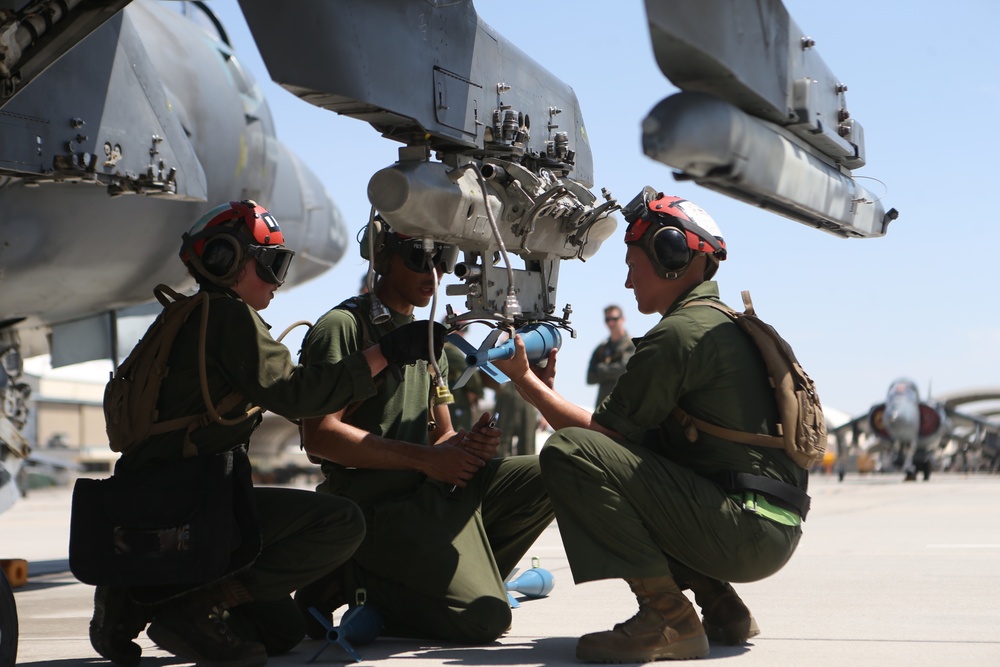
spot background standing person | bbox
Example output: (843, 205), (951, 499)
(443, 327), (484, 432)
(494, 380), (539, 457)
(87, 201), (441, 667)
(586, 305), (636, 408)
(493, 188), (811, 663)
(295, 220), (554, 645)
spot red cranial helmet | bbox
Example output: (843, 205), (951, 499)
(621, 187), (726, 279)
(180, 200), (294, 286)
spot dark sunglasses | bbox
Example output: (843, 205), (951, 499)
(247, 244), (295, 285)
(605, 316), (621, 322)
(397, 238), (459, 274)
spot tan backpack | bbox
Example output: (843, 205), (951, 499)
(674, 291), (827, 469)
(103, 284), (258, 456)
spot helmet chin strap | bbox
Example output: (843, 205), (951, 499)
(662, 264), (691, 281)
(654, 250), (690, 280)
(660, 253), (712, 281)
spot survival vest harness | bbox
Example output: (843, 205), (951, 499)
(103, 284), (260, 457)
(674, 291), (826, 519)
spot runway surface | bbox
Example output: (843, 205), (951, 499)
(5, 472), (1000, 666)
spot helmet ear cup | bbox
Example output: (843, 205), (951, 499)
(647, 226), (691, 277)
(196, 234), (244, 286)
(359, 219), (393, 275)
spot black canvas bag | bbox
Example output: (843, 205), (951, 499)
(69, 447), (260, 603)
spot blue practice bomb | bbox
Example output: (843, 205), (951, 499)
(307, 603), (384, 663)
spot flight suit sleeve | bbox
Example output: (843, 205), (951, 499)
(214, 304), (376, 419)
(593, 316), (714, 444)
(301, 307), (364, 365)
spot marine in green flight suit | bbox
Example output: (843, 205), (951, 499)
(585, 304), (636, 408)
(298, 224), (553, 644)
(89, 201), (441, 667)
(494, 380), (539, 456)
(494, 190), (811, 663)
(443, 337), (484, 432)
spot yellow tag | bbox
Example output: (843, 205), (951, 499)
(433, 384), (454, 406)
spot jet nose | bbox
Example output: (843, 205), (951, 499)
(264, 144), (349, 287)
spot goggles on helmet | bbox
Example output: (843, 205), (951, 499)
(621, 188), (726, 259)
(395, 237), (459, 274)
(247, 244), (295, 285)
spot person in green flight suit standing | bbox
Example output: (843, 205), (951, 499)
(443, 327), (484, 432)
(586, 304), (636, 408)
(494, 380), (539, 456)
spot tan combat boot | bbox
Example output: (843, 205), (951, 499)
(146, 581), (267, 667)
(684, 576), (760, 646)
(576, 576), (709, 662)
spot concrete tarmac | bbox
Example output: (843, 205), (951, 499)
(5, 472), (1000, 666)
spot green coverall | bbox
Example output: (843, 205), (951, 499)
(494, 380), (538, 456)
(586, 331), (636, 408)
(540, 282), (805, 586)
(302, 294), (554, 643)
(114, 286), (376, 652)
(444, 340), (483, 432)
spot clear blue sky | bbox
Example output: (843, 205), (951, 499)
(197, 0), (1000, 420)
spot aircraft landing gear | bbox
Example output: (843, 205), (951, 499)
(911, 451), (932, 482)
(0, 567), (17, 667)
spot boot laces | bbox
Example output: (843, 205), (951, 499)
(205, 604), (242, 647)
(614, 603), (663, 635)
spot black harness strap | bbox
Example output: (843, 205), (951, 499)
(715, 471), (811, 520)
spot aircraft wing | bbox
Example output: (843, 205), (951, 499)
(240, 0), (618, 331)
(0, 0), (348, 363)
(641, 0), (897, 238)
(942, 405), (1000, 445)
(828, 411), (871, 440)
(0, 1), (350, 523)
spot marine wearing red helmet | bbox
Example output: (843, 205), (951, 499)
(179, 200), (294, 287)
(621, 187), (726, 280)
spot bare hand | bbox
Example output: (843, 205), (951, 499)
(492, 334), (531, 383)
(458, 411), (501, 462)
(533, 346), (558, 389)
(492, 334), (559, 389)
(423, 439), (485, 488)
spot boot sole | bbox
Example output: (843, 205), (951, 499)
(146, 620), (267, 667)
(577, 633), (710, 662)
(705, 615), (760, 646)
(89, 588), (143, 667)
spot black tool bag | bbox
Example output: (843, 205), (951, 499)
(69, 447), (261, 603)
